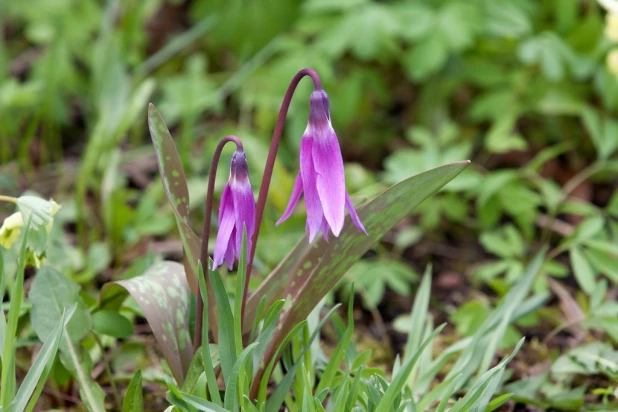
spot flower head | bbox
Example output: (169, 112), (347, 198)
(0, 212), (25, 249)
(277, 89), (367, 242)
(607, 12), (618, 41)
(213, 150), (256, 270)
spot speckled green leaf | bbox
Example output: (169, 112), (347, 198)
(148, 103), (200, 295)
(251, 161), (469, 391)
(244, 236), (312, 330)
(101, 261), (193, 383)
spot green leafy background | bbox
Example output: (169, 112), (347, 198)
(2, 0), (618, 410)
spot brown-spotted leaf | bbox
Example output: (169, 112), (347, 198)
(101, 261), (193, 384)
(243, 235), (313, 331)
(148, 103), (200, 295)
(251, 161), (469, 393)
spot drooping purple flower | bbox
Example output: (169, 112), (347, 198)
(276, 89), (367, 242)
(213, 150), (256, 270)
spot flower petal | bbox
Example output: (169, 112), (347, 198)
(345, 192), (367, 235)
(224, 227), (236, 270)
(276, 172), (304, 226)
(321, 216), (330, 242)
(300, 137), (323, 243)
(311, 127), (345, 237)
(232, 184), (256, 257)
(213, 185), (235, 269)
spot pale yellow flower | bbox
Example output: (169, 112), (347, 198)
(600, 0), (618, 13)
(607, 49), (618, 77)
(606, 12), (618, 42)
(0, 212), (25, 249)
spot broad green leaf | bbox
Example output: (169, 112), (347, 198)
(29, 267), (104, 412)
(251, 161), (469, 389)
(101, 261), (193, 383)
(122, 370), (144, 412)
(92, 310), (134, 338)
(29, 267), (91, 345)
(10, 306), (75, 412)
(147, 103), (200, 295)
(569, 247), (596, 294)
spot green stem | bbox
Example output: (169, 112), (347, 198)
(0, 195), (17, 204)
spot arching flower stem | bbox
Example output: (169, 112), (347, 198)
(195, 135), (244, 351)
(242, 68), (322, 322)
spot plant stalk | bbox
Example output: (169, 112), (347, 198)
(242, 68), (322, 325)
(195, 135), (244, 351)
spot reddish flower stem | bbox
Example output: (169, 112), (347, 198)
(195, 135), (244, 351)
(241, 69), (322, 328)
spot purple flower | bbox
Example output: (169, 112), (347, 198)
(213, 151), (256, 270)
(276, 89), (367, 242)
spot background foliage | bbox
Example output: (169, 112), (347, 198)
(2, 0), (618, 410)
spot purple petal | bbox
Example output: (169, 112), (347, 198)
(213, 185), (235, 269)
(311, 127), (345, 237)
(276, 172), (303, 226)
(232, 183), (256, 257)
(224, 227), (236, 270)
(300, 137), (323, 243)
(345, 192), (367, 235)
(321, 216), (330, 242)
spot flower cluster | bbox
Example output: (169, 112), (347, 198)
(212, 82), (366, 270)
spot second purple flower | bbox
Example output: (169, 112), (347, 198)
(213, 150), (256, 270)
(277, 89), (367, 242)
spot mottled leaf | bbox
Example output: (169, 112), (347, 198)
(250, 161), (469, 392)
(101, 261), (193, 383)
(244, 235), (312, 330)
(147, 103), (200, 295)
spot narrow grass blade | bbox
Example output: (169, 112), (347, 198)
(198, 262), (222, 406)
(224, 342), (259, 411)
(0, 250), (6, 357)
(449, 339), (523, 412)
(265, 305), (341, 412)
(210, 265), (236, 384)
(1, 223), (30, 408)
(234, 228), (248, 358)
(404, 267), (431, 360)
(11, 306), (76, 412)
(375, 324), (446, 412)
(316, 293), (354, 394)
